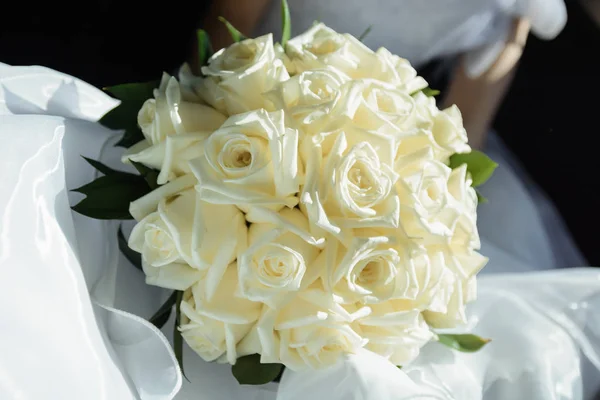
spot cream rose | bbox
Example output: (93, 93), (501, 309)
(285, 23), (376, 79)
(316, 235), (417, 304)
(124, 132), (209, 185)
(432, 105), (470, 155)
(189, 109), (300, 208)
(393, 132), (442, 177)
(354, 305), (433, 366)
(180, 263), (262, 364)
(400, 251), (455, 313)
(371, 47), (428, 94)
(197, 34), (289, 115)
(136, 73), (227, 145)
(390, 92), (470, 165)
(239, 286), (368, 370)
(324, 79), (417, 134)
(301, 128), (399, 242)
(423, 276), (477, 329)
(422, 249), (486, 328)
(391, 89), (470, 170)
(124, 74), (226, 184)
(265, 67), (349, 133)
(128, 186), (247, 297)
(397, 160), (478, 242)
(238, 208), (321, 307)
(354, 244), (484, 330)
(177, 62), (205, 103)
(420, 175), (487, 328)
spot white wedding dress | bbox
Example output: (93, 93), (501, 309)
(0, 1), (599, 397)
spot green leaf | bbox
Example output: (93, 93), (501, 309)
(280, 0), (291, 47)
(117, 225), (142, 271)
(82, 157), (117, 176)
(99, 80), (159, 148)
(174, 291), (189, 381)
(272, 367), (285, 383)
(476, 190), (488, 204)
(103, 81), (158, 102)
(449, 150), (498, 187)
(149, 291), (177, 329)
(130, 161), (160, 190)
(359, 25), (373, 42)
(422, 87), (441, 97)
(232, 354), (284, 385)
(218, 17), (247, 42)
(437, 334), (491, 353)
(71, 171), (150, 220)
(114, 128), (144, 148)
(196, 29), (214, 67)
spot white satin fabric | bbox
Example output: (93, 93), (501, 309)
(0, 64), (598, 400)
(279, 270), (600, 400)
(0, 65), (181, 400)
(257, 0), (567, 77)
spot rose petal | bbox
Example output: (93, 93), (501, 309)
(129, 174), (197, 220)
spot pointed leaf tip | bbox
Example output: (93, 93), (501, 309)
(281, 0), (291, 47)
(218, 17), (247, 42)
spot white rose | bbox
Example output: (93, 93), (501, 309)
(180, 263), (262, 365)
(436, 277), (477, 327)
(286, 23), (376, 79)
(265, 67), (350, 133)
(447, 164), (479, 228)
(393, 132), (444, 177)
(238, 208), (321, 307)
(324, 79), (417, 134)
(421, 179), (487, 329)
(301, 127), (399, 242)
(391, 92), (470, 165)
(401, 251), (455, 313)
(371, 48), (429, 94)
(197, 34), (289, 115)
(136, 73), (227, 145)
(124, 132), (208, 185)
(177, 62), (206, 102)
(129, 174), (196, 220)
(189, 109), (300, 208)
(128, 186), (247, 297)
(316, 235), (418, 304)
(378, 249), (485, 329)
(397, 160), (478, 242)
(430, 104), (470, 156)
(353, 305), (433, 366)
(274, 42), (296, 74)
(124, 74), (226, 184)
(239, 286), (369, 370)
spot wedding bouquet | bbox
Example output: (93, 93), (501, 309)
(73, 0), (497, 387)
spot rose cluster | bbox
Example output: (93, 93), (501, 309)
(124, 23), (487, 371)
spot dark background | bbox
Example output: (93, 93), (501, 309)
(1, 0), (598, 264)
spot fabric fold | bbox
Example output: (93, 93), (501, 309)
(0, 65), (182, 400)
